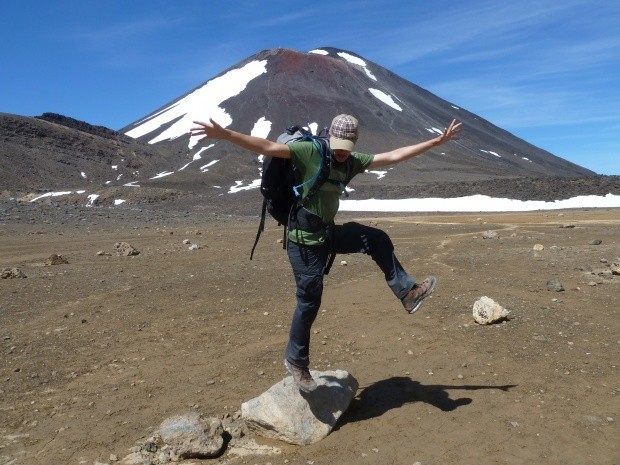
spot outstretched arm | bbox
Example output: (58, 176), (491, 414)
(191, 118), (291, 159)
(368, 119), (462, 169)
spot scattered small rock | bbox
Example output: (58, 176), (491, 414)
(533, 244), (545, 251)
(546, 279), (564, 292)
(45, 253), (68, 266)
(482, 230), (498, 239)
(158, 412), (225, 460)
(577, 265), (593, 272)
(226, 437), (281, 459)
(559, 224), (575, 228)
(183, 239), (191, 244)
(1, 267), (27, 279)
(340, 260), (348, 266)
(114, 242), (140, 256)
(581, 415), (604, 425)
(119, 451), (144, 464)
(188, 244), (200, 250)
(96, 250), (112, 256)
(589, 239), (602, 245)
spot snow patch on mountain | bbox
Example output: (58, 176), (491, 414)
(341, 194), (620, 212)
(229, 179), (261, 194)
(369, 89), (402, 111)
(150, 171), (174, 180)
(125, 60), (268, 148)
(336, 52), (377, 81)
(251, 117), (272, 139)
(368, 170), (388, 180)
(194, 147), (210, 159)
(481, 149), (501, 158)
(86, 194), (99, 207)
(200, 160), (219, 172)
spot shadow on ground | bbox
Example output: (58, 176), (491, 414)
(338, 376), (517, 426)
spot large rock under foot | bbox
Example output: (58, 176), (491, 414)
(241, 369), (358, 445)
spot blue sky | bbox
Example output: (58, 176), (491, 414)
(1, 0), (618, 175)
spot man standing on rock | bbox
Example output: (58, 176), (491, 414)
(191, 115), (462, 392)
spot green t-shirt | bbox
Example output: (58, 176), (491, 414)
(288, 141), (374, 245)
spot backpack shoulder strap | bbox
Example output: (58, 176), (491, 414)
(324, 152), (355, 197)
(293, 135), (332, 204)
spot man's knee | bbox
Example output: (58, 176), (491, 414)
(357, 225), (393, 255)
(296, 273), (324, 303)
(369, 226), (391, 244)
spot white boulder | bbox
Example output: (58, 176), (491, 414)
(473, 296), (510, 325)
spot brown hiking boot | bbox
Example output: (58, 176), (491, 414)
(401, 276), (436, 314)
(284, 359), (318, 393)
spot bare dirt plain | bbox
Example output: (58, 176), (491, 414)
(1, 203), (618, 465)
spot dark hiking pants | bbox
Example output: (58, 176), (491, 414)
(285, 221), (415, 368)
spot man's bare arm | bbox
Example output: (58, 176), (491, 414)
(368, 119), (462, 169)
(191, 118), (291, 159)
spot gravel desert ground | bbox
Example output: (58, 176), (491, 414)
(1, 203), (618, 465)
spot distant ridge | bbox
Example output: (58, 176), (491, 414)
(36, 113), (129, 141)
(0, 112), (173, 194)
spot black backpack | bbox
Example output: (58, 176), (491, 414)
(250, 125), (336, 260)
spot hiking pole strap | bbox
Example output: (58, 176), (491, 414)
(323, 224), (337, 275)
(250, 198), (268, 260)
(324, 250), (336, 275)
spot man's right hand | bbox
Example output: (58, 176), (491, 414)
(190, 118), (291, 159)
(191, 118), (229, 141)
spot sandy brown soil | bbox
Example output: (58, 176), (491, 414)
(1, 205), (619, 465)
